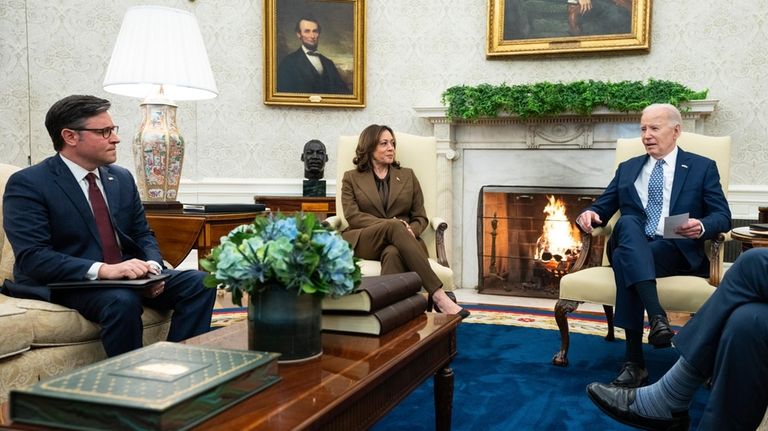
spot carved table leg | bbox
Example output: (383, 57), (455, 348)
(552, 299), (581, 367)
(434, 365), (454, 431)
(603, 305), (615, 341)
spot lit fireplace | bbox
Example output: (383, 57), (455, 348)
(535, 195), (583, 278)
(477, 186), (605, 298)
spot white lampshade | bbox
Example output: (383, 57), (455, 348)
(103, 5), (217, 101)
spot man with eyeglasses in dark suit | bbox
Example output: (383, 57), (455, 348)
(2, 94), (216, 357)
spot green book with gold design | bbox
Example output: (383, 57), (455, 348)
(10, 342), (280, 430)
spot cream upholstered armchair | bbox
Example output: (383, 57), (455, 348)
(551, 132), (731, 367)
(324, 133), (454, 292)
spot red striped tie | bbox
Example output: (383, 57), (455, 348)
(85, 173), (122, 264)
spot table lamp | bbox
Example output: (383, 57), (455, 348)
(103, 5), (217, 209)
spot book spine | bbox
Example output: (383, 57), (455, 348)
(11, 392), (160, 430)
(373, 294), (428, 335)
(366, 272), (423, 311)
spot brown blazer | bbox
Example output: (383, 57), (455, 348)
(340, 166), (429, 249)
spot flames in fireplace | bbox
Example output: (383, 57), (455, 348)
(477, 186), (604, 298)
(534, 195), (582, 277)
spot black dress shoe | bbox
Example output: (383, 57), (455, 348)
(587, 383), (690, 431)
(648, 315), (674, 348)
(432, 302), (471, 320)
(611, 362), (648, 388)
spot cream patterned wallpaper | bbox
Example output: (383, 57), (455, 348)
(1, 0), (767, 189)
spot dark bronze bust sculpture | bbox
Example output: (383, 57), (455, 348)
(301, 139), (328, 197)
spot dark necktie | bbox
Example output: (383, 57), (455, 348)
(375, 174), (389, 212)
(644, 159), (665, 237)
(85, 173), (122, 264)
(306, 50), (319, 56)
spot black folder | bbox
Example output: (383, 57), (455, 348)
(48, 273), (171, 289)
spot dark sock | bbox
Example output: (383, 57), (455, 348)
(625, 328), (645, 368)
(634, 280), (665, 318)
(631, 357), (705, 419)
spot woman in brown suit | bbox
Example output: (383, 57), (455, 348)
(341, 124), (469, 318)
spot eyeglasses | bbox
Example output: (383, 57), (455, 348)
(71, 126), (119, 139)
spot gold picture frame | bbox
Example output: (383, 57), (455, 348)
(264, 0), (365, 107)
(487, 0), (651, 57)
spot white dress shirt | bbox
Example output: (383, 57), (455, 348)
(633, 146), (678, 237)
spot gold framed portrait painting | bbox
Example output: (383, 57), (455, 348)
(487, 0), (651, 56)
(265, 0), (365, 107)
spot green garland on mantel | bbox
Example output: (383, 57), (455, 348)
(440, 80), (708, 121)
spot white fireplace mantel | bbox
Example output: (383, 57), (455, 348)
(412, 100), (718, 289)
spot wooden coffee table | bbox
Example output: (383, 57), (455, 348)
(1, 314), (460, 430)
(184, 313), (460, 430)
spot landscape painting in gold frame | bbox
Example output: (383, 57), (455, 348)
(264, 0), (365, 107)
(487, 0), (651, 57)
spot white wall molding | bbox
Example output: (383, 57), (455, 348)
(726, 185), (768, 220)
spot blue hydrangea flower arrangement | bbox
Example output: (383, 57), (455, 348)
(200, 212), (362, 306)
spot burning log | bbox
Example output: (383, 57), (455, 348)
(535, 195), (582, 277)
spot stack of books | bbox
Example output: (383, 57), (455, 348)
(321, 272), (427, 336)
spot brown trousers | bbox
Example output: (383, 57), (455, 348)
(351, 219), (442, 294)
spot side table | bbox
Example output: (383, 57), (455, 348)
(254, 195), (336, 220)
(731, 226), (768, 250)
(145, 209), (261, 268)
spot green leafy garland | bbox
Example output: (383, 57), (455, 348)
(441, 80), (708, 121)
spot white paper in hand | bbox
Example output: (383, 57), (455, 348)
(663, 213), (689, 239)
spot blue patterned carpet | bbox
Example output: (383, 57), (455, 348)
(372, 322), (708, 431)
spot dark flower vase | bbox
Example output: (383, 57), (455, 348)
(248, 285), (323, 363)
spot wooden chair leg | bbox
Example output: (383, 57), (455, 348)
(603, 305), (615, 341)
(552, 299), (580, 367)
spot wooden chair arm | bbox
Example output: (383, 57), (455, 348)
(323, 215), (345, 231)
(431, 216), (449, 267)
(568, 230), (593, 273)
(708, 231), (729, 287)
(567, 220), (614, 273)
(590, 224), (612, 238)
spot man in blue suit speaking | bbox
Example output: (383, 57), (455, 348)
(576, 103), (731, 388)
(2, 95), (216, 357)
